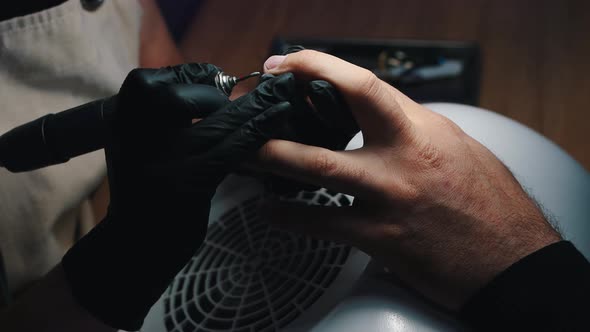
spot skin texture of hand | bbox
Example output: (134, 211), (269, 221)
(257, 50), (561, 310)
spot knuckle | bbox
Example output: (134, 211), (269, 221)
(124, 68), (158, 91)
(307, 150), (339, 178)
(416, 141), (444, 171)
(397, 182), (423, 204)
(379, 177), (423, 207)
(126, 68), (147, 84)
(257, 141), (280, 164)
(356, 71), (383, 100)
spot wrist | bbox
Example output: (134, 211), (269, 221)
(463, 205), (561, 306)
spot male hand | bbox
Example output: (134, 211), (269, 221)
(258, 50), (561, 309)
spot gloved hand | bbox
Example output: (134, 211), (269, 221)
(62, 63), (296, 330)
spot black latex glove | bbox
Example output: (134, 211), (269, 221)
(259, 45), (360, 195)
(62, 64), (296, 331)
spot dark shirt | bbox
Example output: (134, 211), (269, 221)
(461, 241), (590, 331)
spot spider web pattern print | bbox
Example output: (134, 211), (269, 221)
(163, 189), (353, 332)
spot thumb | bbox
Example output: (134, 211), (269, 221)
(264, 50), (414, 143)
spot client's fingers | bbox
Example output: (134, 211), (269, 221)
(264, 50), (413, 142)
(257, 139), (377, 198)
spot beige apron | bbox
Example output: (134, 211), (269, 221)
(0, 0), (141, 294)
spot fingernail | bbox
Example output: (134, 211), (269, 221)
(264, 55), (286, 71)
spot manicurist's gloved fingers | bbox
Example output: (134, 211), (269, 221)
(114, 66), (230, 131)
(143, 63), (223, 86)
(307, 80), (359, 139)
(64, 64), (290, 331)
(198, 101), (296, 169)
(172, 73), (298, 155)
(155, 102), (296, 188)
(258, 73), (276, 84)
(160, 84), (230, 121)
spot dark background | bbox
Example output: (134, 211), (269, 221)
(162, 0), (590, 170)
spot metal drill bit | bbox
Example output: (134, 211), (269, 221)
(237, 71), (261, 82)
(215, 71), (261, 96)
